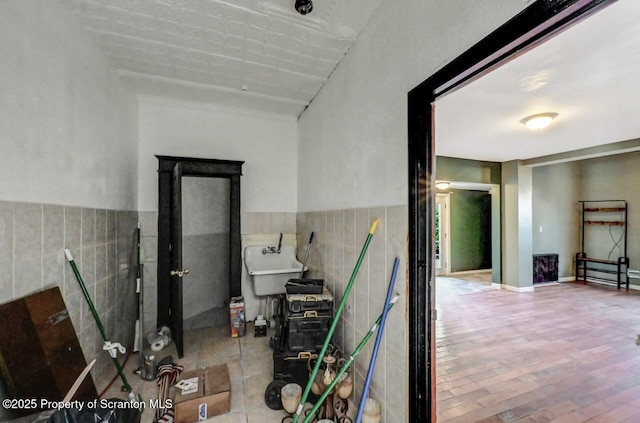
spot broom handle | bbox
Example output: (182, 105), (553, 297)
(293, 219), (378, 422)
(355, 257), (400, 422)
(65, 249), (132, 392)
(299, 231), (314, 278)
(302, 296), (399, 423)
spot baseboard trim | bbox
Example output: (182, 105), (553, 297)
(448, 269), (492, 276)
(501, 284), (534, 293)
(533, 281), (560, 287)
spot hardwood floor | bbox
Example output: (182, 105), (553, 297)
(436, 280), (640, 422)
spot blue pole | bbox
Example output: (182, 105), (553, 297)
(355, 257), (400, 423)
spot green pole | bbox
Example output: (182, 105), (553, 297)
(302, 296), (399, 423)
(65, 249), (132, 392)
(292, 219), (379, 422)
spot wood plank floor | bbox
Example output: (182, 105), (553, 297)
(436, 279), (640, 423)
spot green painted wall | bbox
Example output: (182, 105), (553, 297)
(436, 156), (501, 184)
(450, 189), (492, 272)
(436, 156), (500, 280)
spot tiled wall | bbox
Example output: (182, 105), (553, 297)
(138, 211), (297, 330)
(0, 201), (138, 393)
(296, 206), (408, 423)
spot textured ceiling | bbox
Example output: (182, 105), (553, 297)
(62, 0), (382, 116)
(436, 0), (640, 163)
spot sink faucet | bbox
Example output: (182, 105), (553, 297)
(262, 233), (283, 254)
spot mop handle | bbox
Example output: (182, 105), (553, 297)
(65, 249), (108, 340)
(65, 249), (132, 392)
(137, 222), (141, 280)
(299, 231), (314, 278)
(293, 219), (378, 422)
(355, 257), (400, 423)
(302, 296), (400, 423)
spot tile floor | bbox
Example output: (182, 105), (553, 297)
(104, 322), (295, 422)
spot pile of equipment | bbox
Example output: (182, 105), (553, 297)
(264, 279), (333, 410)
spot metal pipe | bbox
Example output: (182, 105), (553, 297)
(292, 219), (379, 423)
(355, 257), (399, 423)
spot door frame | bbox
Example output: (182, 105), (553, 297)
(406, 0), (614, 420)
(435, 193), (450, 276)
(156, 155), (244, 358)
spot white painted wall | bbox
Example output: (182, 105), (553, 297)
(137, 97), (298, 212)
(297, 0), (530, 212)
(0, 1), (138, 210)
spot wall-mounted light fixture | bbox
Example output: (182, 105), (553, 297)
(295, 0), (313, 15)
(520, 112), (558, 130)
(435, 181), (450, 190)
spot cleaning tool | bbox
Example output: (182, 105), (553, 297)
(134, 223), (143, 354)
(292, 219), (379, 423)
(299, 231), (314, 278)
(302, 295), (400, 423)
(355, 258), (400, 423)
(64, 248), (132, 393)
(133, 223), (148, 378)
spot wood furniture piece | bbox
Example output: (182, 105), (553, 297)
(533, 253), (559, 284)
(0, 287), (97, 418)
(575, 200), (629, 289)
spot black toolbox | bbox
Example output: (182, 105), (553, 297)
(265, 335), (321, 409)
(286, 287), (334, 313)
(273, 348), (317, 386)
(287, 309), (332, 351)
(264, 289), (334, 410)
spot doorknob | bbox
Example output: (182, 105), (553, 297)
(170, 269), (190, 277)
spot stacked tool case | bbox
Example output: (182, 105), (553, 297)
(286, 287), (333, 351)
(264, 281), (334, 410)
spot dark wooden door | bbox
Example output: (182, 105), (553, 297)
(169, 162), (185, 357)
(157, 156), (244, 358)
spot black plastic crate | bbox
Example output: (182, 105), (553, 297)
(285, 278), (324, 294)
(287, 310), (332, 352)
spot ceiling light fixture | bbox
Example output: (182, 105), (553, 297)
(520, 112), (558, 130)
(435, 181), (450, 190)
(295, 0), (313, 15)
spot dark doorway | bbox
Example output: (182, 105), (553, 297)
(156, 156), (244, 358)
(406, 1), (614, 421)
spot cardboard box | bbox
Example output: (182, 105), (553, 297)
(174, 364), (231, 423)
(229, 296), (245, 337)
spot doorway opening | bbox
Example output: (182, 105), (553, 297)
(406, 1), (615, 420)
(181, 176), (231, 329)
(435, 193), (450, 276)
(156, 156), (244, 358)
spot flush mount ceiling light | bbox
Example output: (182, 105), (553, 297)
(295, 0), (313, 15)
(520, 112), (558, 130)
(435, 181), (450, 190)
